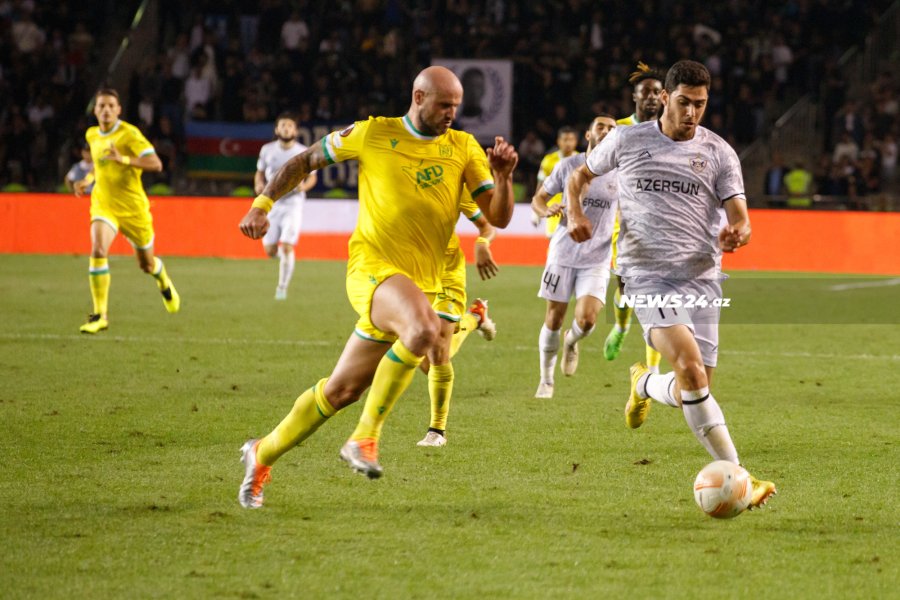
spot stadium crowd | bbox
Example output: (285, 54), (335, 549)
(0, 0), (896, 204)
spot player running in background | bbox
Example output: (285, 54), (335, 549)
(531, 115), (618, 399)
(254, 113), (317, 300)
(65, 142), (93, 194)
(74, 88), (179, 334)
(531, 126), (579, 237)
(416, 196), (498, 448)
(566, 60), (776, 509)
(604, 62), (665, 374)
(237, 66), (518, 508)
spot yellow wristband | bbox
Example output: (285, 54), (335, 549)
(121, 156), (130, 166)
(83, 173), (95, 184)
(476, 236), (490, 247)
(251, 195), (274, 213)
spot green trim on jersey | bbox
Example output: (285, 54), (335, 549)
(321, 137), (335, 165)
(471, 183), (494, 198)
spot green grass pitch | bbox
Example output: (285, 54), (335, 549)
(1, 254), (897, 599)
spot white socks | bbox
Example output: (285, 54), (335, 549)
(278, 245), (295, 291)
(539, 325), (560, 385)
(681, 387), (739, 464)
(565, 319), (594, 346)
(640, 371), (679, 407)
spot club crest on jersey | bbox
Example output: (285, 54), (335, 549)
(690, 156), (707, 173)
(439, 145), (453, 158)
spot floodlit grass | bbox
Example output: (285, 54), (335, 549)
(1, 255), (897, 599)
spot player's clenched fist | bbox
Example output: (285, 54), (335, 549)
(239, 207), (270, 239)
(567, 214), (593, 243)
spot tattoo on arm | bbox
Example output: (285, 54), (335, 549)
(263, 140), (330, 201)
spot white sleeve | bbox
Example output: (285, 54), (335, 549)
(585, 127), (618, 176)
(716, 145), (745, 202)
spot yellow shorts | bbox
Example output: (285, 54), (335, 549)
(346, 259), (440, 344)
(90, 205), (155, 250)
(434, 248), (467, 325)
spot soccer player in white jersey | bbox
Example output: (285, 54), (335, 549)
(531, 115), (618, 399)
(565, 61), (776, 509)
(255, 113), (317, 300)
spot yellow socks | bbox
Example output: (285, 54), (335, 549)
(427, 363), (454, 432)
(351, 340), (423, 441)
(613, 287), (633, 331)
(151, 257), (171, 290)
(449, 313), (478, 358)
(256, 378), (336, 466)
(88, 257), (110, 316)
(646, 345), (662, 374)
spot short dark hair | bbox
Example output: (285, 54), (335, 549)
(557, 126), (577, 137)
(664, 60), (711, 92)
(95, 87), (120, 101)
(593, 113), (616, 122)
(628, 61), (664, 87)
(275, 112), (297, 124)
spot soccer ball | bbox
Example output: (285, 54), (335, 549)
(693, 460), (752, 519)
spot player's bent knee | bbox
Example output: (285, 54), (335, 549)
(323, 379), (365, 409)
(674, 360), (707, 390)
(404, 315), (441, 355)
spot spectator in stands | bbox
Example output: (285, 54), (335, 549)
(763, 151), (787, 198)
(784, 160), (814, 208)
(833, 131), (860, 163)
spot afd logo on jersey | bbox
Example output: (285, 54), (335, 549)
(402, 159), (445, 189)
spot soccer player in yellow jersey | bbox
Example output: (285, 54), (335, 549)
(531, 126), (578, 237)
(416, 196), (499, 448)
(74, 88), (179, 334)
(236, 66), (518, 508)
(603, 63), (665, 373)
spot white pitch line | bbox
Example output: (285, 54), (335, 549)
(0, 332), (332, 347)
(828, 278), (900, 291)
(4, 333), (899, 361)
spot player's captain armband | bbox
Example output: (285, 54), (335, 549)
(251, 195), (274, 213)
(476, 236), (491, 247)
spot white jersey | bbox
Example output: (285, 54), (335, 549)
(585, 121), (744, 280)
(543, 153), (618, 269)
(257, 140), (308, 208)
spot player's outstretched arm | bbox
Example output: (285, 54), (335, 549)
(565, 165), (594, 243)
(240, 140), (330, 240)
(720, 195), (752, 253)
(481, 136), (519, 228)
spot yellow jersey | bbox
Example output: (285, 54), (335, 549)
(445, 193), (482, 258)
(616, 114), (639, 126)
(86, 120), (156, 216)
(323, 115), (494, 293)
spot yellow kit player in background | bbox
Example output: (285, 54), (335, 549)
(74, 88), (179, 333)
(237, 66), (518, 508)
(531, 126), (578, 237)
(603, 62), (664, 373)
(416, 195), (499, 448)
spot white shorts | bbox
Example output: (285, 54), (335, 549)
(262, 202), (303, 246)
(538, 264), (610, 303)
(623, 277), (721, 367)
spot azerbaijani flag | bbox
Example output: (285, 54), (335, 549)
(185, 122), (273, 180)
